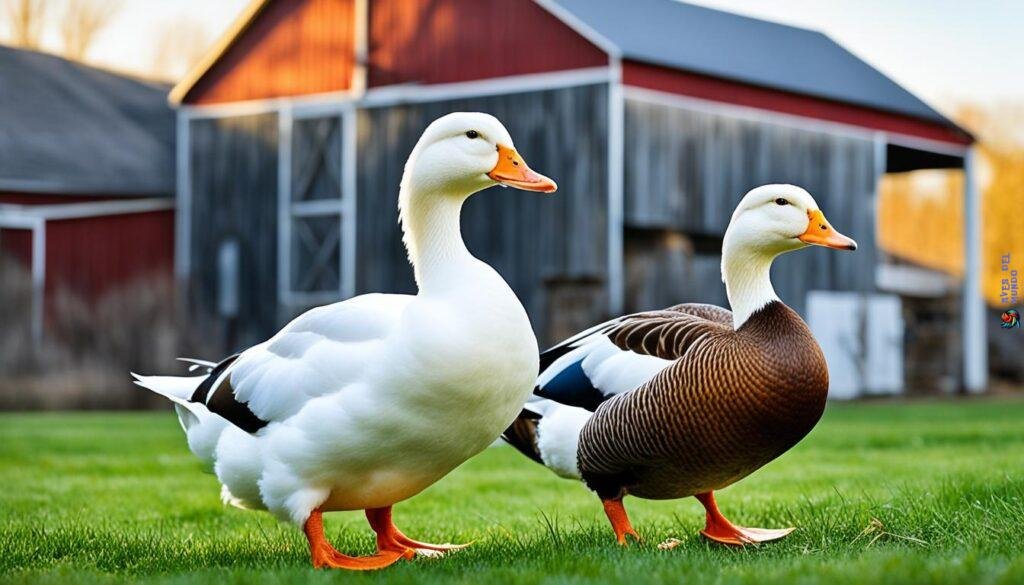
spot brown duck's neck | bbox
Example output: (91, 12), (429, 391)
(741, 301), (829, 398)
(721, 244), (780, 330)
(736, 300), (830, 450)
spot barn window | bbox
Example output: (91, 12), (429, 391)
(279, 109), (353, 310)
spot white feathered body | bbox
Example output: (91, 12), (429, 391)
(137, 111), (554, 529)
(142, 260), (537, 524)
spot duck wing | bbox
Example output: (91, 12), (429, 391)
(189, 293), (412, 433)
(605, 303), (734, 360)
(534, 303), (733, 412)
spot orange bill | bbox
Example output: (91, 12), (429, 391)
(798, 209), (857, 250)
(488, 145), (557, 193)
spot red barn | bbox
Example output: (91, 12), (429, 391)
(171, 0), (984, 394)
(0, 46), (175, 342)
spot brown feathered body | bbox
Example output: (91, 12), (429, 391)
(577, 301), (828, 500)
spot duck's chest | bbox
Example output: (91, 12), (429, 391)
(383, 286), (539, 442)
(596, 359), (828, 500)
(582, 307), (830, 499)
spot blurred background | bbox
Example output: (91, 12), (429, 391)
(0, 0), (1020, 409)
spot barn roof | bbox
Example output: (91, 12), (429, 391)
(552, 0), (957, 128)
(0, 45), (174, 196)
(170, 0), (966, 142)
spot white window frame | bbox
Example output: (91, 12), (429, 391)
(277, 103), (357, 313)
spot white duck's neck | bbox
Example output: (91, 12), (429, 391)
(721, 234), (780, 330)
(399, 183), (475, 293)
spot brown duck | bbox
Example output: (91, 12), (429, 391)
(503, 184), (857, 546)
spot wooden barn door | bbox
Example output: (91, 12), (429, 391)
(279, 107), (355, 318)
(188, 113), (279, 350)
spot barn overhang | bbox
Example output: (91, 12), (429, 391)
(619, 60), (972, 173)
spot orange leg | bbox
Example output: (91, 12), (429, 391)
(303, 508), (413, 570)
(366, 506), (471, 554)
(695, 492), (794, 546)
(602, 498), (640, 545)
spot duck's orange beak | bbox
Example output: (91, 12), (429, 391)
(488, 145), (557, 193)
(798, 210), (857, 251)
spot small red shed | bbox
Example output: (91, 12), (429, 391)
(0, 46), (175, 342)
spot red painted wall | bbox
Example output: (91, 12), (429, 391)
(0, 228), (33, 269)
(623, 61), (972, 146)
(367, 0), (606, 87)
(43, 210), (174, 300)
(185, 0), (356, 104)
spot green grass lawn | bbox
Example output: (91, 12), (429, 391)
(2, 400), (1024, 584)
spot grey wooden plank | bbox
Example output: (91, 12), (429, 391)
(622, 98), (877, 317)
(188, 113), (279, 350)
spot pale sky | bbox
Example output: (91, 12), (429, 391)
(31, 0), (1024, 115)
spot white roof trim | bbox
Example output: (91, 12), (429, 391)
(181, 67), (612, 119)
(0, 177), (170, 195)
(0, 198), (174, 221)
(360, 67), (611, 107)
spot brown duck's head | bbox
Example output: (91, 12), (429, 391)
(723, 184), (856, 329)
(725, 184), (857, 256)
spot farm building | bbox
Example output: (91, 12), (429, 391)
(171, 0), (983, 396)
(0, 46), (176, 343)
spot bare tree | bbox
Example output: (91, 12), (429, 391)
(59, 0), (121, 61)
(150, 15), (211, 81)
(4, 0), (48, 49)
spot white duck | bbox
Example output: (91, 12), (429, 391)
(135, 112), (556, 570)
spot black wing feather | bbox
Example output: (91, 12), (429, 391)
(188, 353), (270, 434)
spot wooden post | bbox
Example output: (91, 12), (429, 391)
(962, 146), (987, 393)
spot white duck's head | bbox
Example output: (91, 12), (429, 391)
(722, 184), (857, 328)
(399, 112), (557, 288)
(403, 112), (557, 198)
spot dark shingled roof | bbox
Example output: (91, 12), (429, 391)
(552, 0), (959, 128)
(0, 45), (174, 196)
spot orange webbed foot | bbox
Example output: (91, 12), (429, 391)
(311, 546), (411, 571)
(695, 492), (795, 546)
(602, 498), (641, 546)
(366, 506), (471, 558)
(391, 531), (473, 553)
(304, 509), (413, 571)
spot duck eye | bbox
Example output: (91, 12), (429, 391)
(775, 198), (789, 206)
(465, 130), (479, 139)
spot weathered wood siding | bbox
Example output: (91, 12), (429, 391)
(368, 0), (606, 87)
(188, 113), (279, 349)
(623, 98), (878, 315)
(356, 84), (609, 342)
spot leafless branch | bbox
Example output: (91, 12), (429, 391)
(4, 0), (48, 49)
(59, 0), (121, 61)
